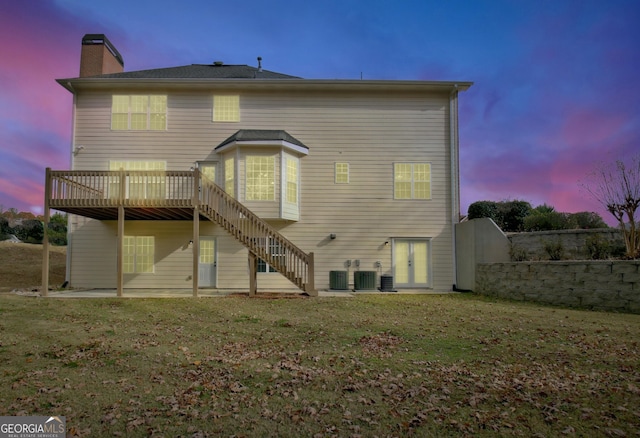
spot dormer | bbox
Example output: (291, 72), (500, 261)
(216, 130), (309, 221)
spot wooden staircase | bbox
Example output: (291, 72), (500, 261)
(198, 173), (316, 295)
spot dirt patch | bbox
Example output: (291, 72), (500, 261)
(227, 292), (310, 299)
(0, 241), (66, 292)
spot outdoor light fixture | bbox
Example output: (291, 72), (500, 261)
(384, 241), (390, 246)
(330, 233), (337, 240)
(73, 145), (85, 156)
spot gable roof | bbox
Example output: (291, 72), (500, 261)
(82, 64), (300, 80)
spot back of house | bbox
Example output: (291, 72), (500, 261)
(48, 34), (472, 294)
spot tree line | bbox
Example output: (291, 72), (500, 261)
(467, 200), (608, 233)
(0, 208), (67, 245)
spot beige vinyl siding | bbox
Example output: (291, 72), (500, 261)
(70, 88), (455, 291)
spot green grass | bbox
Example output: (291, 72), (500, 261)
(0, 293), (639, 437)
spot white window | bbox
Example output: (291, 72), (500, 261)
(246, 156), (275, 201)
(224, 157), (235, 197)
(109, 161), (166, 199)
(335, 162), (349, 184)
(213, 95), (240, 122)
(123, 236), (154, 273)
(112, 95), (166, 130)
(394, 163), (431, 200)
(285, 157), (298, 204)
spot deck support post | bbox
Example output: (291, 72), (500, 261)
(307, 252), (317, 296)
(248, 251), (257, 297)
(192, 169), (200, 297)
(42, 168), (51, 297)
(117, 205), (124, 297)
(192, 207), (200, 297)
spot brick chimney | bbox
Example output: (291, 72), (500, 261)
(79, 34), (124, 77)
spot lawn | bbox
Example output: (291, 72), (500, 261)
(0, 293), (639, 437)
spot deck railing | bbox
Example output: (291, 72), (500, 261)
(46, 169), (315, 293)
(48, 170), (195, 209)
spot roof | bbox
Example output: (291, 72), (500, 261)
(57, 63), (472, 94)
(216, 130), (309, 154)
(87, 64), (300, 80)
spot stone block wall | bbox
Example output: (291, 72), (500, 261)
(507, 228), (624, 261)
(475, 261), (640, 314)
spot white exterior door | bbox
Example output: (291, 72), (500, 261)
(198, 237), (216, 288)
(393, 239), (430, 288)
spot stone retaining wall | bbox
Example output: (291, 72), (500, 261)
(475, 261), (640, 314)
(507, 228), (625, 260)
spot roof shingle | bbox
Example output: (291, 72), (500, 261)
(217, 130), (308, 150)
(95, 64), (300, 79)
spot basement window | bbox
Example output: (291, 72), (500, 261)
(123, 236), (155, 273)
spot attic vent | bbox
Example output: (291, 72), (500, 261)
(213, 61), (224, 66)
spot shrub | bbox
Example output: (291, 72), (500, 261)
(524, 211), (573, 231)
(0, 216), (10, 240)
(510, 245), (529, 261)
(585, 234), (611, 260)
(570, 212), (608, 229)
(468, 201), (499, 222)
(498, 200), (532, 232)
(13, 219), (44, 244)
(543, 239), (565, 260)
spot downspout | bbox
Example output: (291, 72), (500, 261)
(65, 82), (77, 284)
(449, 84), (459, 290)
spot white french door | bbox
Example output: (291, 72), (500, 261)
(393, 239), (431, 288)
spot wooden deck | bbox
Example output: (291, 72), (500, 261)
(43, 169), (315, 297)
(47, 169), (198, 220)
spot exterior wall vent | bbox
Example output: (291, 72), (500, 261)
(329, 271), (348, 290)
(354, 271), (377, 290)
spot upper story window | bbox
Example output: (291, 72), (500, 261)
(285, 157), (298, 204)
(335, 162), (349, 184)
(213, 95), (240, 122)
(112, 95), (167, 130)
(394, 163), (431, 200)
(215, 130), (308, 221)
(224, 157), (235, 197)
(246, 156), (275, 201)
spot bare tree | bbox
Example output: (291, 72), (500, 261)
(584, 155), (640, 258)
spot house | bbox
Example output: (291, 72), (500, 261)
(41, 34), (472, 296)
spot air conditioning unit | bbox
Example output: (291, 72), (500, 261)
(354, 271), (377, 290)
(329, 271), (348, 290)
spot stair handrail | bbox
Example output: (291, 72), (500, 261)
(198, 173), (314, 292)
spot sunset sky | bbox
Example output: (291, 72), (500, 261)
(0, 0), (638, 224)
